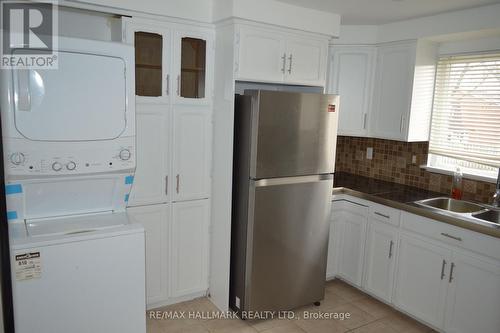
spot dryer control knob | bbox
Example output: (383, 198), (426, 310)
(10, 152), (25, 165)
(119, 149), (131, 161)
(52, 162), (63, 172)
(66, 161), (77, 171)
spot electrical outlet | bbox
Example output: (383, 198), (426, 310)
(366, 147), (373, 160)
(412, 155), (417, 164)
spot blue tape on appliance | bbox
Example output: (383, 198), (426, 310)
(7, 211), (18, 220)
(124, 194), (130, 202)
(125, 175), (134, 185)
(5, 184), (22, 195)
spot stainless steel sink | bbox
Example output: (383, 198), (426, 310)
(473, 210), (500, 224)
(414, 197), (485, 213)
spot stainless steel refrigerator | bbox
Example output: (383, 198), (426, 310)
(230, 90), (339, 315)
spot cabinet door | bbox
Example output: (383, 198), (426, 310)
(336, 205), (368, 287)
(363, 219), (398, 302)
(236, 26), (286, 83)
(371, 42), (415, 140)
(127, 204), (170, 307)
(170, 199), (210, 297)
(173, 28), (213, 105)
(444, 251), (500, 333)
(124, 21), (171, 104)
(329, 46), (375, 137)
(284, 38), (327, 86)
(172, 106), (211, 202)
(128, 105), (169, 206)
(394, 234), (451, 329)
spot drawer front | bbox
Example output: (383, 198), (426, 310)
(369, 202), (401, 227)
(401, 211), (500, 260)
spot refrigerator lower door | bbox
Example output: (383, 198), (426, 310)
(246, 175), (333, 312)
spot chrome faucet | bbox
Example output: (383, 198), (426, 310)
(493, 169), (500, 207)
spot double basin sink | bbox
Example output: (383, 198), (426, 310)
(414, 197), (500, 226)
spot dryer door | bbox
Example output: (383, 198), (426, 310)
(12, 50), (127, 141)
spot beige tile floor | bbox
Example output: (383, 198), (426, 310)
(147, 279), (437, 333)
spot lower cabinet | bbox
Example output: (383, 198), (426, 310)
(363, 219), (398, 303)
(170, 199), (210, 297)
(334, 201), (368, 287)
(394, 233), (451, 328)
(443, 251), (500, 333)
(330, 196), (500, 333)
(127, 199), (210, 308)
(127, 204), (170, 306)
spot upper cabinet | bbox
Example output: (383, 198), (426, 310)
(328, 46), (376, 137)
(328, 40), (437, 142)
(173, 29), (214, 105)
(235, 24), (329, 86)
(124, 20), (213, 105)
(125, 23), (171, 104)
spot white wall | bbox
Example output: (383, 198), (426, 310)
(213, 0), (340, 36)
(66, 0), (212, 22)
(59, 7), (121, 41)
(438, 36), (500, 55)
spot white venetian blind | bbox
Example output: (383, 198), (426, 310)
(429, 53), (500, 168)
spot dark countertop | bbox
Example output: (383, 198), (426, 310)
(332, 172), (500, 239)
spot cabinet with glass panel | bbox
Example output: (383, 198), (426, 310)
(173, 29), (213, 105)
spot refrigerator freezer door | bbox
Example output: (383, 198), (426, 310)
(249, 91), (338, 179)
(245, 175), (333, 311)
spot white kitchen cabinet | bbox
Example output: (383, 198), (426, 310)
(170, 199), (210, 297)
(335, 201), (368, 287)
(124, 21), (172, 104)
(370, 40), (437, 141)
(128, 105), (170, 206)
(235, 24), (328, 86)
(172, 106), (211, 202)
(328, 46), (376, 137)
(326, 201), (343, 279)
(394, 233), (451, 328)
(444, 251), (500, 333)
(285, 38), (328, 86)
(236, 26), (287, 83)
(127, 204), (170, 306)
(363, 219), (398, 303)
(172, 28), (214, 105)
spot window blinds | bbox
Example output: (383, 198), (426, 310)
(429, 53), (500, 168)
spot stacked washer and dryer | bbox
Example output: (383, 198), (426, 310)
(1, 37), (146, 332)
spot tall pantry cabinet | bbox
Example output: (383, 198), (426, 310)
(123, 18), (213, 309)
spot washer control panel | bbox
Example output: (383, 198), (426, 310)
(4, 139), (135, 176)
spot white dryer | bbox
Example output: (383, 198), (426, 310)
(1, 36), (145, 333)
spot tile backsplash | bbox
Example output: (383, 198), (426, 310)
(335, 136), (496, 204)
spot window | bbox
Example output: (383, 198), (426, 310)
(428, 53), (500, 180)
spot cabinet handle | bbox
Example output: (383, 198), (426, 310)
(176, 75), (180, 96)
(399, 115), (404, 133)
(165, 176), (168, 196)
(363, 113), (367, 130)
(388, 240), (394, 258)
(440, 233), (462, 242)
(281, 53), (286, 73)
(287, 54), (293, 74)
(176, 174), (180, 194)
(441, 260), (447, 280)
(449, 262), (455, 283)
(166, 74), (170, 95)
(374, 212), (390, 219)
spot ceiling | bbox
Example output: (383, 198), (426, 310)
(276, 0), (500, 25)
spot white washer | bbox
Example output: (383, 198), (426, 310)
(1, 36), (145, 333)
(10, 213), (145, 333)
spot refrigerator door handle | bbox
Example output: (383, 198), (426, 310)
(254, 174), (333, 187)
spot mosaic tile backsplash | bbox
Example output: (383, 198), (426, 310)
(335, 136), (497, 204)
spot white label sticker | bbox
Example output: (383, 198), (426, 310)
(15, 252), (42, 281)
